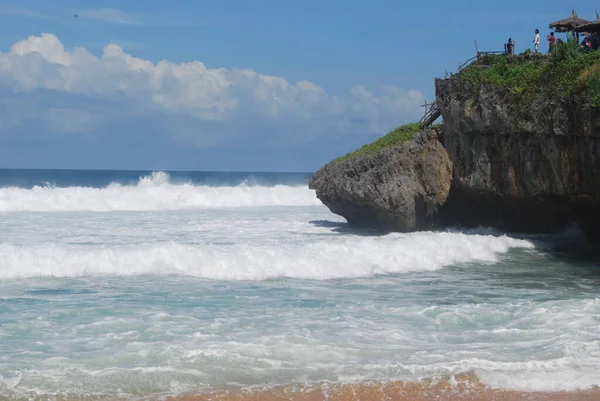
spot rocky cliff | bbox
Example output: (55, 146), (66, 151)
(435, 75), (600, 238)
(309, 128), (452, 231)
(309, 55), (600, 239)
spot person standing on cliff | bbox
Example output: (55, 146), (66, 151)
(547, 32), (556, 52)
(533, 29), (540, 53)
(506, 38), (515, 55)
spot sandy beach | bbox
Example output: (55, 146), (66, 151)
(165, 375), (600, 401)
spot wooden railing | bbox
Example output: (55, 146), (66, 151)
(418, 50), (505, 130)
(418, 100), (441, 130)
(458, 51), (506, 70)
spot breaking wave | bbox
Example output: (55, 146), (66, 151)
(0, 231), (534, 280)
(0, 172), (321, 211)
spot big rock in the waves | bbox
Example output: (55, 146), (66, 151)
(435, 76), (600, 238)
(309, 129), (452, 231)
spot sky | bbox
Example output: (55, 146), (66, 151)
(0, 0), (592, 172)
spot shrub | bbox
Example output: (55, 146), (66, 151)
(580, 64), (600, 106)
(458, 47), (600, 110)
(334, 123), (422, 163)
(550, 32), (581, 63)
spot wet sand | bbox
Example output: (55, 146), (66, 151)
(165, 374), (600, 401)
(4, 374), (596, 401)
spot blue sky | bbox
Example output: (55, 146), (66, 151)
(0, 1), (593, 171)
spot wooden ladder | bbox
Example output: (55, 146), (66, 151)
(419, 100), (441, 130)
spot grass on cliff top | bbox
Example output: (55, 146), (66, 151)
(458, 35), (600, 107)
(333, 123), (422, 163)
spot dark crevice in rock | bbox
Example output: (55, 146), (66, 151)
(435, 187), (578, 234)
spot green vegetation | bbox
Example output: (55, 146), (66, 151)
(333, 123), (423, 163)
(550, 33), (581, 63)
(583, 64), (600, 105)
(332, 35), (600, 165)
(459, 38), (600, 109)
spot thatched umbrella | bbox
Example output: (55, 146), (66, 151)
(549, 9), (591, 32)
(575, 10), (600, 33)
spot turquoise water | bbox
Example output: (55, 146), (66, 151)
(0, 169), (599, 399)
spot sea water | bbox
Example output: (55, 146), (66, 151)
(0, 169), (599, 399)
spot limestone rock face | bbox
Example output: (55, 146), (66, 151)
(308, 129), (453, 232)
(435, 77), (600, 238)
(309, 74), (600, 240)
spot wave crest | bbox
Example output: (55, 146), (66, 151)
(0, 231), (534, 280)
(0, 172), (320, 211)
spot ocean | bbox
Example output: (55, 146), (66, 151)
(0, 169), (599, 401)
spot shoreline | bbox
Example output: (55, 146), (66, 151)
(159, 374), (600, 401)
(4, 374), (600, 401)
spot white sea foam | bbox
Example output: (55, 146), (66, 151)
(0, 172), (320, 211)
(2, 170), (598, 398)
(1, 296), (599, 396)
(0, 231), (534, 280)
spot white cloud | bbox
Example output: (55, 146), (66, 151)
(0, 33), (425, 153)
(76, 8), (140, 25)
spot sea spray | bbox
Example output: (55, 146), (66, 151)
(0, 231), (534, 280)
(0, 172), (320, 211)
